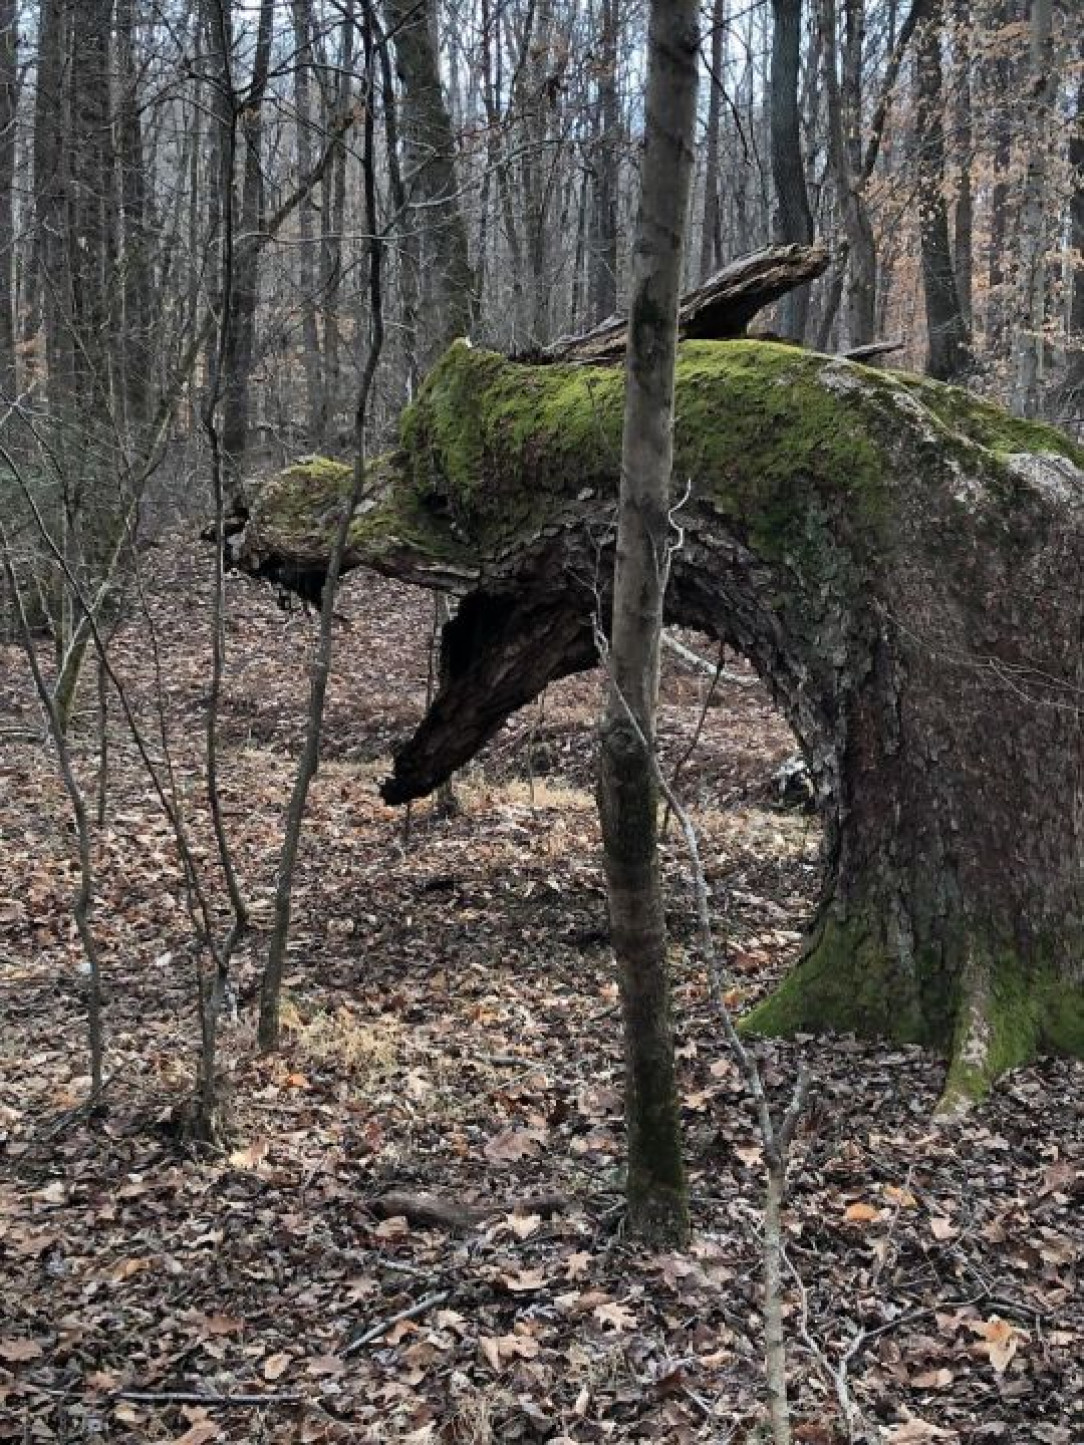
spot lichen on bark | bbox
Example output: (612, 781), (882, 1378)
(233, 339), (1084, 1107)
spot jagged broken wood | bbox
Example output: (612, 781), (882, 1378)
(231, 325), (1084, 1108)
(538, 242), (829, 364)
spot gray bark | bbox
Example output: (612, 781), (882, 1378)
(385, 0), (476, 360)
(596, 0), (699, 1247)
(1012, 0), (1055, 417)
(915, 2), (970, 380)
(0, 0), (15, 404)
(770, 0), (814, 341)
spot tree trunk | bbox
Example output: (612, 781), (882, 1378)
(384, 0), (475, 361)
(221, 0), (275, 476)
(0, 0), (15, 405)
(292, 0), (324, 445)
(596, 0), (699, 1246)
(1012, 0), (1055, 418)
(952, 0), (973, 332)
(699, 0), (726, 282)
(588, 0), (620, 323)
(915, 1), (970, 380)
(116, 0), (152, 441)
(1060, 39), (1084, 420)
(770, 0), (814, 341)
(822, 0), (877, 347)
(985, 0), (1014, 360)
(235, 333), (1084, 1113)
(34, 0), (77, 416)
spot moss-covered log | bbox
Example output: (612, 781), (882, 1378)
(234, 339), (1084, 1107)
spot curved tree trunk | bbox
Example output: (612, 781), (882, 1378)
(233, 335), (1084, 1110)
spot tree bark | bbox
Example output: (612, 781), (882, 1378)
(292, 0), (324, 445)
(915, 1), (971, 380)
(234, 334), (1084, 1112)
(770, 0), (815, 341)
(588, 0), (620, 324)
(221, 0), (275, 476)
(1012, 0), (1055, 417)
(699, 0), (727, 283)
(0, 0), (15, 405)
(384, 0), (476, 362)
(952, 0), (973, 332)
(1060, 37), (1084, 419)
(116, 0), (152, 440)
(596, 0), (699, 1246)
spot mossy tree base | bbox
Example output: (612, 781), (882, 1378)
(743, 910), (1084, 1110)
(232, 338), (1084, 1104)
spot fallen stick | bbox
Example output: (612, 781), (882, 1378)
(114, 1389), (302, 1407)
(370, 1189), (567, 1232)
(661, 632), (756, 687)
(344, 1289), (451, 1356)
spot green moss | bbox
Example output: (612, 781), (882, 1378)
(744, 909), (1084, 1109)
(253, 340), (1084, 575)
(257, 456), (353, 534)
(892, 374), (1084, 467)
(739, 909), (930, 1046)
(940, 950), (1084, 1109)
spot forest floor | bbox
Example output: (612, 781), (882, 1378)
(0, 534), (1081, 1445)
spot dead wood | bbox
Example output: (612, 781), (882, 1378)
(371, 1189), (567, 1232)
(537, 242), (829, 364)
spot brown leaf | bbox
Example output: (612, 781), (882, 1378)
(843, 1202), (881, 1223)
(262, 1351), (291, 1381)
(484, 1126), (546, 1163)
(967, 1315), (1023, 1373)
(501, 1267), (546, 1292)
(593, 1300), (637, 1332)
(883, 1419), (958, 1442)
(171, 1424), (220, 1445)
(0, 1338), (44, 1362)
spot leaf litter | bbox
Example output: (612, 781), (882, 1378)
(0, 537), (1081, 1442)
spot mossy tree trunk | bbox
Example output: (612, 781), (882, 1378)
(234, 337), (1084, 1110)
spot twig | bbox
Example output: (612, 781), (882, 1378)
(344, 1290), (451, 1356)
(114, 1389), (301, 1407)
(661, 631), (756, 687)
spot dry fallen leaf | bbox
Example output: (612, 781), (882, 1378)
(501, 1267), (547, 1292)
(228, 1138), (269, 1170)
(882, 1418), (958, 1442)
(506, 1211), (541, 1239)
(929, 1216), (957, 1241)
(844, 1201), (881, 1223)
(0, 1338), (44, 1362)
(262, 1351), (291, 1381)
(594, 1300), (637, 1332)
(967, 1315), (1024, 1373)
(912, 1367), (954, 1389)
(484, 1126), (546, 1163)
(170, 1423), (220, 1445)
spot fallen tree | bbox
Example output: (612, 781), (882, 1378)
(232, 331), (1084, 1108)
